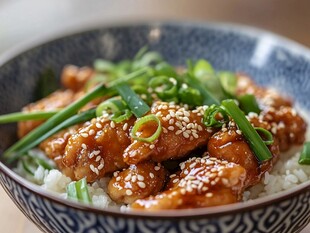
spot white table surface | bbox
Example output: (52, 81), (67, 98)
(0, 0), (309, 232)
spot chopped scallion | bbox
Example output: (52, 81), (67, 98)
(131, 114), (162, 143)
(221, 99), (273, 162)
(203, 104), (229, 128)
(299, 142), (310, 165)
(115, 83), (150, 118)
(255, 127), (274, 145)
(67, 178), (92, 204)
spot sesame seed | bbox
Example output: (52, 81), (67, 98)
(236, 129), (242, 135)
(113, 171), (119, 177)
(137, 181), (146, 189)
(93, 150), (100, 155)
(206, 193), (213, 197)
(149, 144), (155, 149)
(183, 132), (190, 138)
(81, 143), (87, 149)
(89, 129), (95, 135)
(126, 190), (133, 196)
(197, 125), (203, 131)
(90, 164), (95, 173)
(163, 127), (168, 133)
(137, 175), (144, 181)
(172, 178), (179, 184)
(95, 155), (101, 162)
(192, 132), (199, 138)
(149, 172), (155, 178)
(98, 163), (104, 170)
(116, 177), (121, 181)
(96, 123), (102, 129)
(154, 166), (160, 171)
(168, 126), (175, 131)
(169, 119), (175, 125)
(131, 175), (137, 182)
(123, 123), (128, 131)
(125, 174), (132, 181)
(110, 121), (115, 128)
(81, 133), (89, 138)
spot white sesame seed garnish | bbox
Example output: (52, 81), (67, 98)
(131, 175), (137, 182)
(172, 178), (179, 184)
(89, 129), (95, 135)
(183, 131), (190, 138)
(169, 119), (175, 125)
(168, 126), (175, 131)
(81, 143), (87, 149)
(81, 133), (89, 138)
(95, 155), (101, 162)
(149, 144), (155, 149)
(126, 190), (133, 196)
(236, 129), (242, 135)
(96, 123), (102, 129)
(123, 123), (128, 131)
(154, 166), (160, 171)
(116, 177), (121, 181)
(110, 121), (115, 128)
(137, 181), (146, 189)
(90, 164), (95, 173)
(93, 150), (101, 156)
(206, 193), (213, 197)
(98, 163), (104, 170)
(125, 174), (132, 181)
(149, 172), (155, 178)
(137, 175), (144, 181)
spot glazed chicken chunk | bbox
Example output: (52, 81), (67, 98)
(108, 161), (167, 204)
(61, 117), (135, 182)
(131, 156), (246, 210)
(208, 120), (279, 188)
(123, 102), (215, 165)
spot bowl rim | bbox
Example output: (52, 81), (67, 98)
(0, 21), (310, 219)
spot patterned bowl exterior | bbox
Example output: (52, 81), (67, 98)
(0, 22), (310, 233)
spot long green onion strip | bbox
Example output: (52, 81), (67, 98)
(221, 99), (273, 162)
(254, 127), (274, 145)
(203, 104), (229, 128)
(131, 114), (162, 143)
(0, 111), (58, 123)
(67, 178), (92, 204)
(299, 142), (310, 165)
(238, 94), (261, 115)
(6, 109), (96, 163)
(4, 67), (148, 161)
(115, 83), (150, 118)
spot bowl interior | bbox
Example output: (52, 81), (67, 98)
(0, 22), (310, 216)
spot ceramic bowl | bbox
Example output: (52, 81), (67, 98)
(0, 22), (310, 233)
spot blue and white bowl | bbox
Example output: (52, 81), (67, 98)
(0, 22), (310, 233)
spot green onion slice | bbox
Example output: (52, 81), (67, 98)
(299, 142), (310, 165)
(238, 94), (261, 114)
(203, 104), (229, 128)
(111, 109), (132, 123)
(0, 111), (58, 124)
(255, 127), (274, 145)
(96, 97), (126, 117)
(115, 83), (150, 118)
(149, 76), (178, 102)
(131, 114), (162, 143)
(178, 85), (203, 107)
(67, 178), (92, 204)
(221, 99), (273, 162)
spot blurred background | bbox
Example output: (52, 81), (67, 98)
(0, 0), (309, 232)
